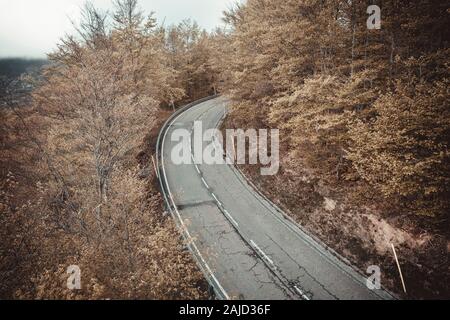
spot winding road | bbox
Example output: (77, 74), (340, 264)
(157, 96), (394, 300)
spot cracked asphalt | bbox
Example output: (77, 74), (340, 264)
(160, 97), (393, 300)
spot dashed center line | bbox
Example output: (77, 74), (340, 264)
(186, 118), (297, 299)
(250, 240), (275, 266)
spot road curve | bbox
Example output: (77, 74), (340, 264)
(157, 96), (394, 300)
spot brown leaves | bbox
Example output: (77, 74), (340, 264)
(1, 0), (209, 299)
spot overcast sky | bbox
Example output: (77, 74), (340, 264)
(0, 0), (234, 58)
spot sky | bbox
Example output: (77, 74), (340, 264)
(0, 0), (235, 58)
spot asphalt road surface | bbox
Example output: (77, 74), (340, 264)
(159, 97), (393, 300)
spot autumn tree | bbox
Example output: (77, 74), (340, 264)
(1, 0), (208, 299)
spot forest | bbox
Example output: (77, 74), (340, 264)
(0, 0), (448, 299)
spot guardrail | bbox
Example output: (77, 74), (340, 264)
(154, 95), (228, 300)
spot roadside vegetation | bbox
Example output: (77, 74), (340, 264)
(1, 0), (448, 299)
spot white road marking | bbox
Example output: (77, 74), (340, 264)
(195, 164), (200, 174)
(201, 177), (210, 189)
(391, 243), (407, 293)
(211, 192), (223, 207)
(250, 240), (274, 266)
(294, 285), (311, 300)
(161, 100), (390, 301)
(151, 154), (159, 179)
(161, 105), (229, 300)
